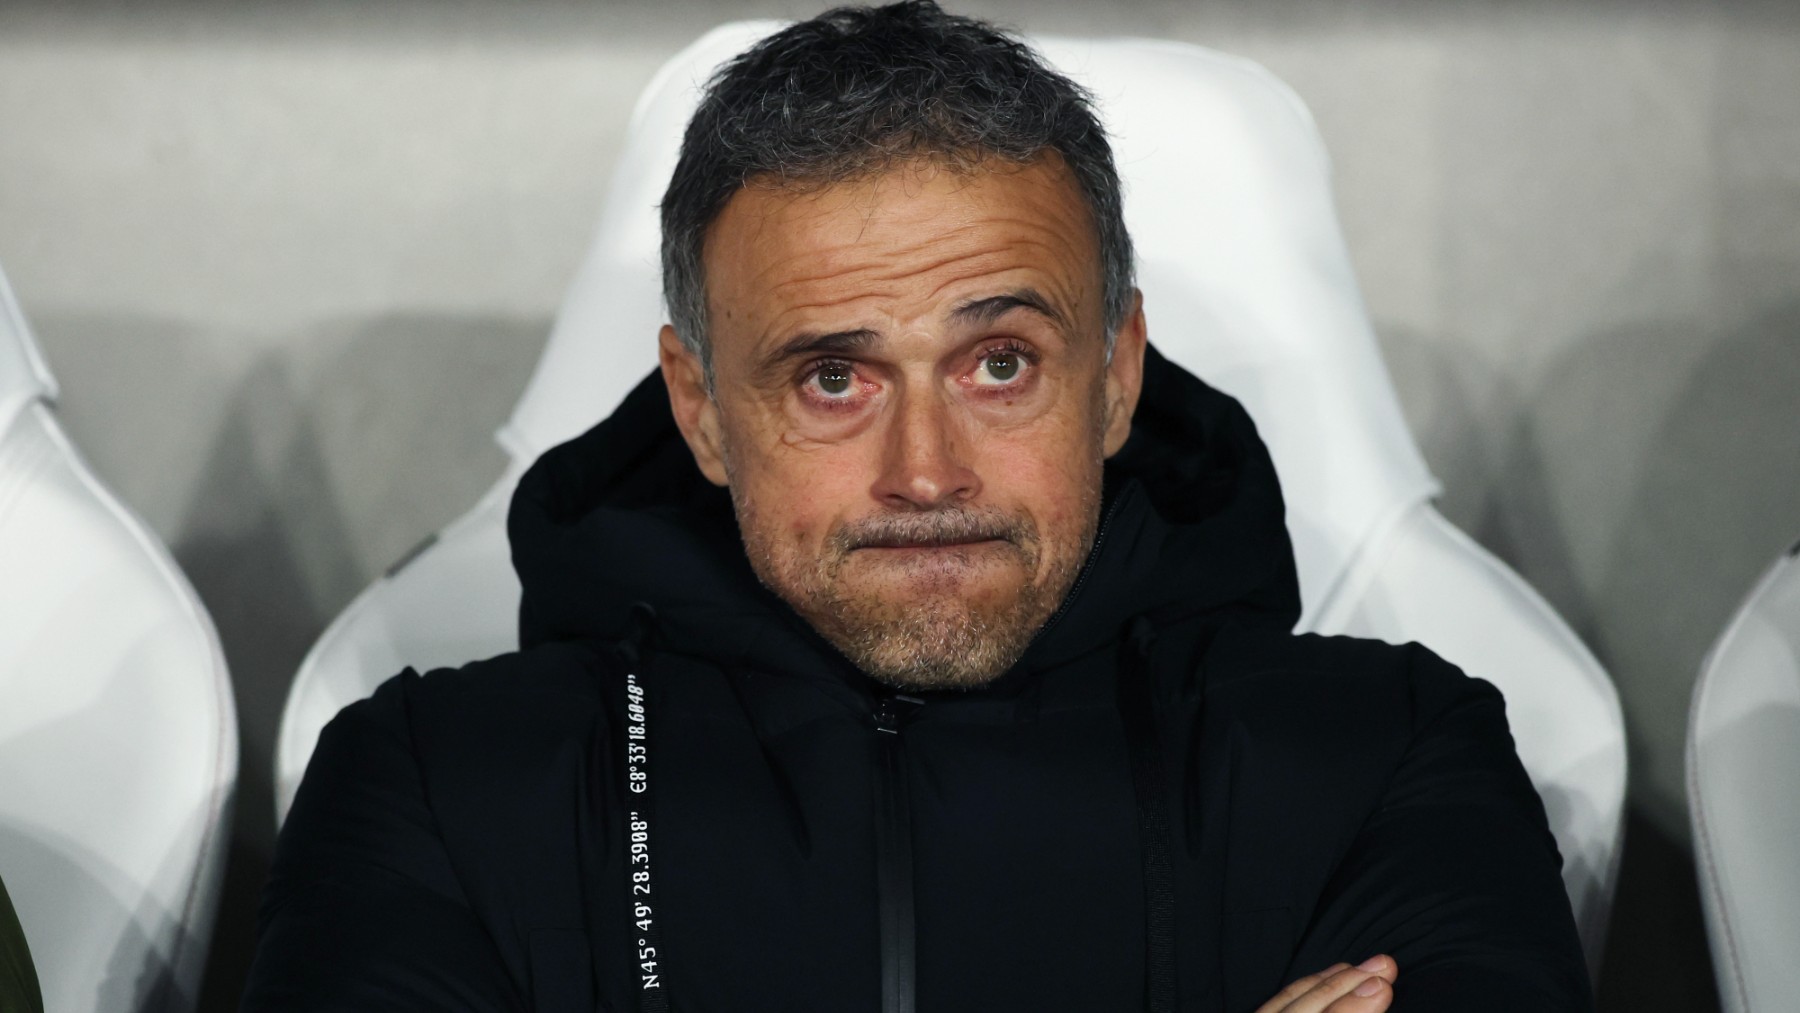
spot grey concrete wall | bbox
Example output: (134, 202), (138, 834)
(2, 1), (1794, 1009)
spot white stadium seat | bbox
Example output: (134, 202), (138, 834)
(1689, 542), (1800, 1013)
(0, 265), (237, 1012)
(277, 23), (1627, 975)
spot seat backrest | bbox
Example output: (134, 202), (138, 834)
(280, 29), (1623, 971)
(0, 266), (238, 1013)
(1689, 542), (1800, 1013)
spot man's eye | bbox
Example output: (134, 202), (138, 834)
(974, 351), (1024, 386)
(811, 364), (855, 397)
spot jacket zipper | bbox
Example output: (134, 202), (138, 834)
(873, 693), (923, 1013)
(865, 489), (1121, 1011)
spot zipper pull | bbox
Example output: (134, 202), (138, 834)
(873, 694), (924, 734)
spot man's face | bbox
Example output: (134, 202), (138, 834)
(660, 155), (1145, 689)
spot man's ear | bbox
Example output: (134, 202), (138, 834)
(658, 324), (730, 487)
(1102, 290), (1147, 458)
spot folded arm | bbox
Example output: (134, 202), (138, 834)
(1282, 647), (1593, 1012)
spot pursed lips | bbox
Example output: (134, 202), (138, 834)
(853, 535), (1010, 551)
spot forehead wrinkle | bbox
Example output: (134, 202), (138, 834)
(774, 224), (1085, 303)
(746, 185), (1084, 291)
(715, 158), (1102, 358)
(753, 249), (1087, 359)
(752, 247), (1023, 338)
(917, 236), (1084, 295)
(766, 250), (994, 310)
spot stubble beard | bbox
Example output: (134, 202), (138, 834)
(730, 478), (1100, 691)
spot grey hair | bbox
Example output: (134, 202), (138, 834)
(659, 0), (1136, 381)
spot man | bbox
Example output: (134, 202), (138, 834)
(245, 3), (1591, 1011)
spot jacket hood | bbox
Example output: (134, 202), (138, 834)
(509, 344), (1300, 687)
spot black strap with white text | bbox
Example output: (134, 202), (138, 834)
(622, 661), (670, 1013)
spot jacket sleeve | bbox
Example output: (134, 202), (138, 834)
(241, 671), (526, 1012)
(1283, 646), (1594, 1012)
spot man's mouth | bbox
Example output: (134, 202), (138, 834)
(855, 535), (1008, 551)
(835, 509), (1028, 558)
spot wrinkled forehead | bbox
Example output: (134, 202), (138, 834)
(708, 148), (1096, 256)
(699, 155), (1106, 353)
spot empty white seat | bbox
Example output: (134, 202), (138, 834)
(1689, 542), (1800, 1013)
(0, 266), (238, 1012)
(277, 22), (1626, 975)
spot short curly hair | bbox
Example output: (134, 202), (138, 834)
(659, 0), (1136, 381)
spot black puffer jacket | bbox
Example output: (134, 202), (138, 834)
(245, 347), (1591, 1012)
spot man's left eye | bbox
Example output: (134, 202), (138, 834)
(973, 351), (1025, 386)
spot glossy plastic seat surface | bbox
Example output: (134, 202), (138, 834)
(1689, 544), (1800, 1013)
(0, 266), (237, 1013)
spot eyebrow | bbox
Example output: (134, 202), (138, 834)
(755, 327), (881, 381)
(949, 288), (1069, 331)
(752, 288), (1069, 380)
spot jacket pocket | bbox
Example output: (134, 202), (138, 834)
(529, 928), (604, 1013)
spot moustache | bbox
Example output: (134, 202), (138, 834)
(834, 509), (1032, 552)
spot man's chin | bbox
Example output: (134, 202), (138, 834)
(803, 586), (1047, 690)
(834, 619), (1026, 691)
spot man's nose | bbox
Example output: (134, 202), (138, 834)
(870, 385), (981, 510)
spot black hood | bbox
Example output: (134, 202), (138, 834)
(508, 344), (1300, 686)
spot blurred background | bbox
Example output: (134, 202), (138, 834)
(2, 0), (1796, 1009)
